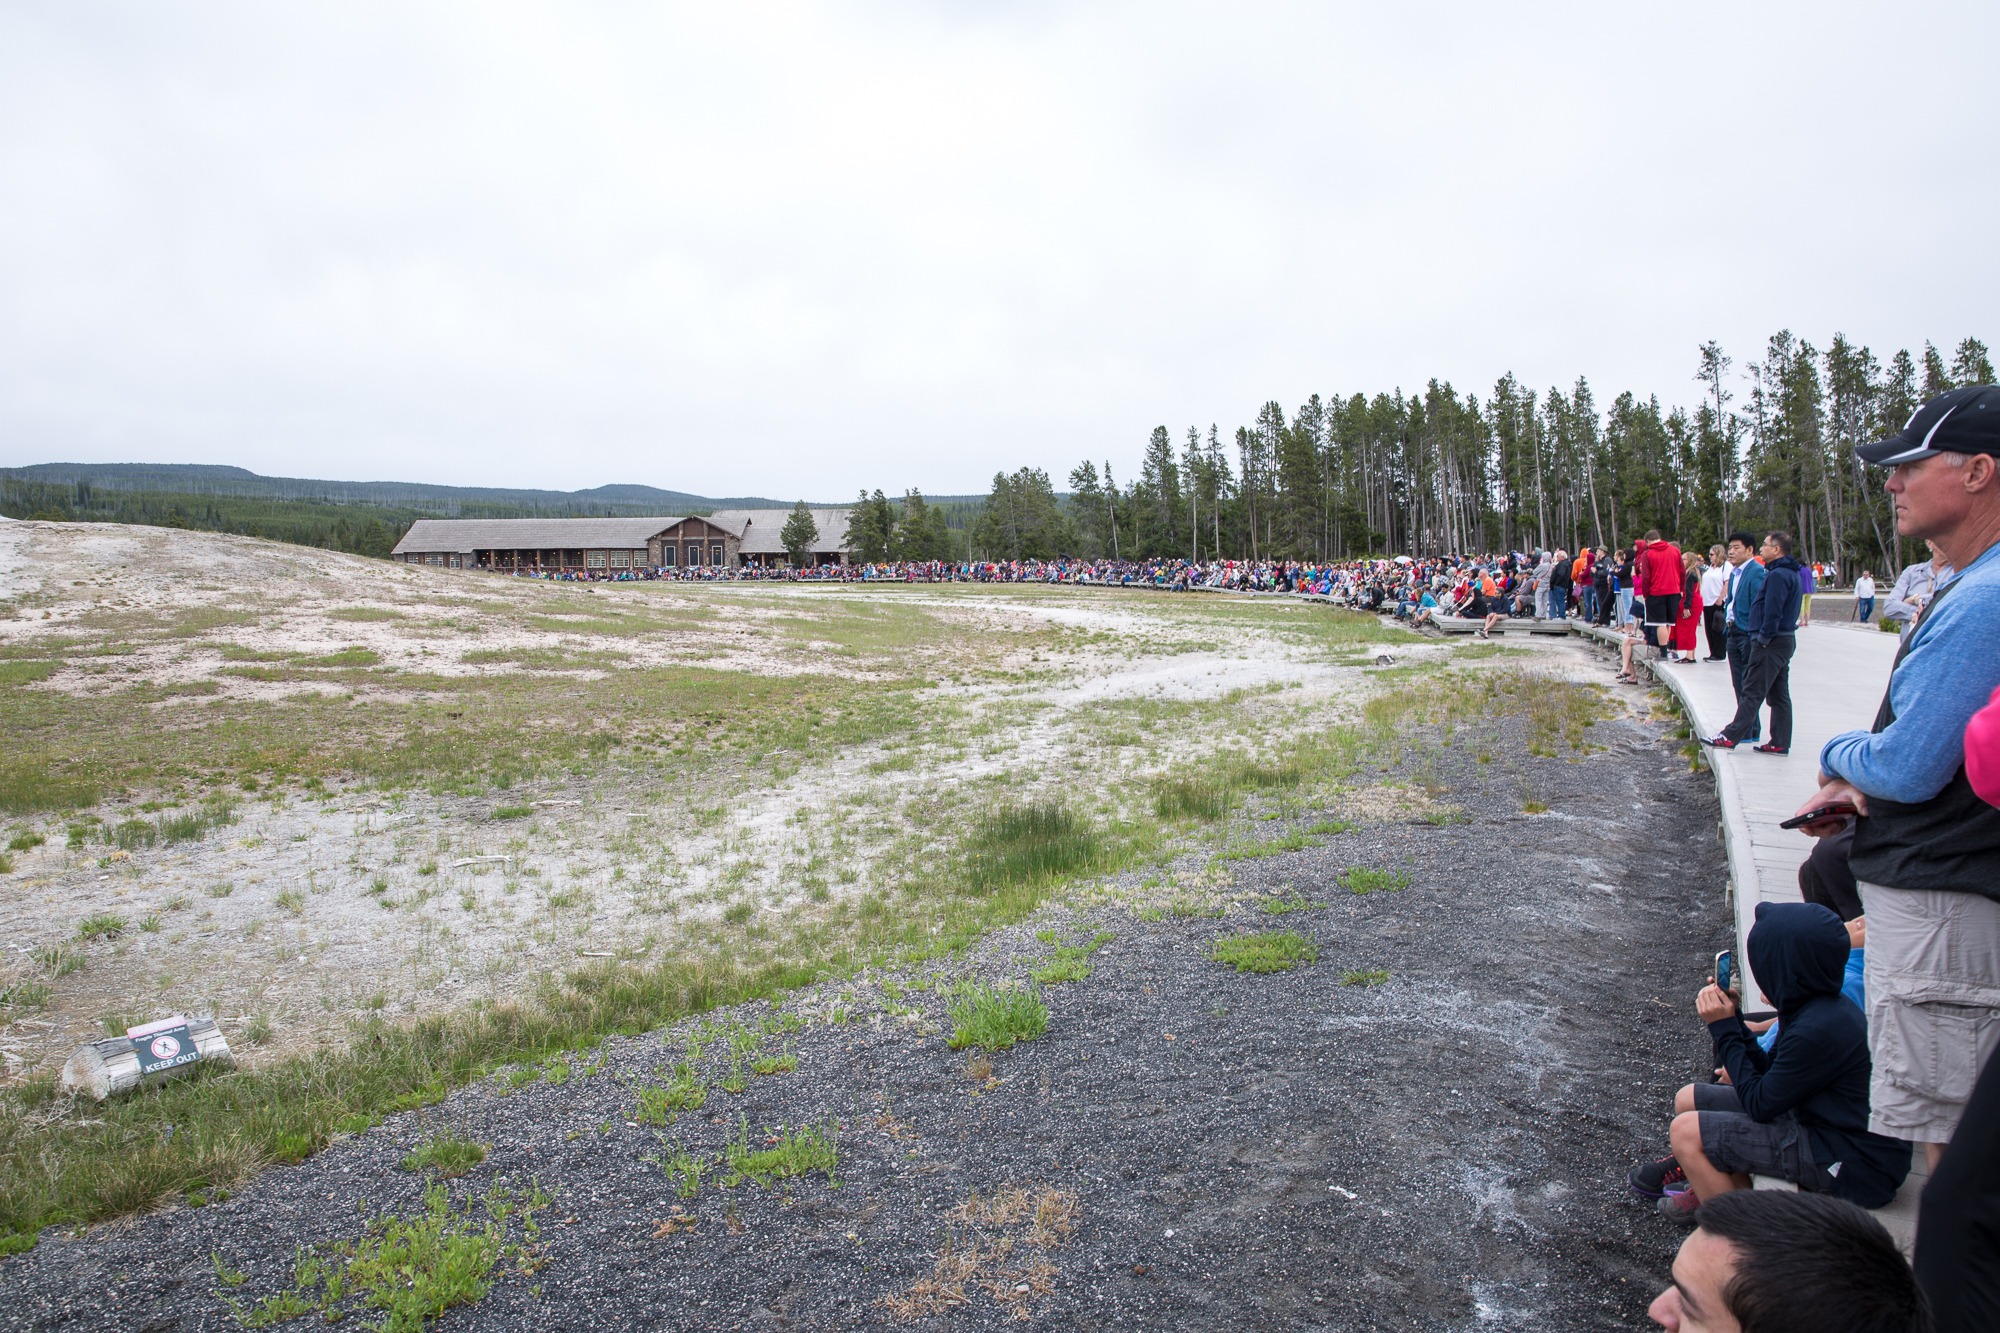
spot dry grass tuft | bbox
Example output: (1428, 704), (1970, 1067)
(881, 1184), (1079, 1321)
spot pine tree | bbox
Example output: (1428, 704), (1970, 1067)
(1952, 337), (1996, 387)
(1922, 342), (1954, 398)
(779, 501), (819, 566)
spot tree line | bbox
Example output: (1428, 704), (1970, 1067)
(959, 333), (1993, 573)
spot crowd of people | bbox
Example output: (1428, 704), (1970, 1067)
(1633, 384), (2000, 1333)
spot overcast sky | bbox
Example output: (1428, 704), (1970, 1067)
(2, 2), (1994, 500)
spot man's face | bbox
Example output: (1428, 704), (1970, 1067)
(1649, 1228), (1742, 1332)
(1759, 537), (1781, 563)
(1886, 451), (1987, 539)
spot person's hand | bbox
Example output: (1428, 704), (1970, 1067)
(1714, 1066), (1732, 1086)
(1846, 916), (1867, 950)
(1696, 984), (1738, 1024)
(1793, 780), (1869, 837)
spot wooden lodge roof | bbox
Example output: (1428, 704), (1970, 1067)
(390, 508), (855, 557)
(709, 508), (852, 555)
(391, 517), (684, 556)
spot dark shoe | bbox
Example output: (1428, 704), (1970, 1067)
(1753, 743), (1789, 754)
(1628, 1156), (1686, 1198)
(1657, 1188), (1701, 1222)
(1700, 734), (1737, 749)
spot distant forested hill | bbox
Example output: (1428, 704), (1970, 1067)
(0, 463), (835, 560)
(1, 463), (805, 514)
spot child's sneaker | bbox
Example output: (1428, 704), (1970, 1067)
(1656, 1188), (1701, 1222)
(1627, 1156), (1686, 1198)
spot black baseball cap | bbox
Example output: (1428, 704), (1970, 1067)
(1855, 384), (2000, 465)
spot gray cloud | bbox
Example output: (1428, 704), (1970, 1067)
(1, 1), (1993, 497)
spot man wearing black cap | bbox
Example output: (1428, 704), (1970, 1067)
(1790, 385), (2000, 1188)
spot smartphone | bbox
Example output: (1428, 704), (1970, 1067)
(1779, 802), (1860, 830)
(1715, 950), (1735, 996)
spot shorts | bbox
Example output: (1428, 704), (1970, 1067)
(1859, 882), (2000, 1142)
(1644, 593), (1681, 627)
(1691, 1083), (1831, 1189)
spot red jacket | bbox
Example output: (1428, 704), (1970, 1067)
(1638, 541), (1684, 596)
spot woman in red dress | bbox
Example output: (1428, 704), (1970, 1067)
(1672, 549), (1704, 662)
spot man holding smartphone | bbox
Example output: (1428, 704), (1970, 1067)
(1792, 385), (2000, 1184)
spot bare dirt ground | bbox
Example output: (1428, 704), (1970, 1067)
(0, 674), (1725, 1332)
(0, 522), (1560, 1081)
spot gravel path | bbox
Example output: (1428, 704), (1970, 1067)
(0, 707), (1723, 1331)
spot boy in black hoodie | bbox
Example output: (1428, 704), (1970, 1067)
(1629, 902), (1911, 1219)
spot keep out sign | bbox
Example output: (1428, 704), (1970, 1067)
(128, 1016), (202, 1074)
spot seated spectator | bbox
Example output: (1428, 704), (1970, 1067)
(1649, 1190), (1931, 1332)
(1629, 902), (1910, 1217)
(1615, 613), (1649, 684)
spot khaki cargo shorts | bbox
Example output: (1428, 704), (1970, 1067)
(1859, 882), (2000, 1143)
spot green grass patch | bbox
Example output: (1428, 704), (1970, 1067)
(292, 647), (381, 669)
(1341, 866), (1411, 895)
(966, 802), (1102, 891)
(1340, 968), (1391, 987)
(633, 1064), (707, 1123)
(400, 1130), (488, 1179)
(327, 606), (403, 622)
(1210, 930), (1318, 974)
(721, 1118), (839, 1189)
(945, 980), (1049, 1051)
(491, 805), (532, 821)
(73, 913), (126, 940)
(221, 1180), (548, 1331)
(0, 661), (57, 686)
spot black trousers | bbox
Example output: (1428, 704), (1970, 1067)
(1703, 605), (1728, 659)
(1722, 635), (1794, 748)
(1725, 629), (1760, 741)
(1917, 1048), (2000, 1332)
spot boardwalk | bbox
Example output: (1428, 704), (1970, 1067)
(1649, 625), (1899, 998)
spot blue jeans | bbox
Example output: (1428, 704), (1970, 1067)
(1579, 584), (1598, 624)
(1616, 588), (1635, 625)
(1549, 587), (1568, 619)
(1856, 597), (1875, 621)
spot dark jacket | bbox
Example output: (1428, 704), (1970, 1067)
(1752, 554), (1804, 643)
(1708, 902), (1911, 1208)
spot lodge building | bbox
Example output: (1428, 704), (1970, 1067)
(389, 509), (853, 572)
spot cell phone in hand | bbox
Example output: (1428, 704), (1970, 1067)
(1779, 802), (1860, 830)
(1715, 949), (1735, 996)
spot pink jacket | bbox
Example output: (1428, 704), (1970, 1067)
(1968, 684), (2000, 808)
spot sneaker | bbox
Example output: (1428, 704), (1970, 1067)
(1627, 1156), (1686, 1198)
(1753, 743), (1789, 755)
(1700, 734), (1737, 749)
(1657, 1188), (1701, 1222)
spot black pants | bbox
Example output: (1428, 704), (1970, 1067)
(1722, 635), (1794, 748)
(1703, 606), (1728, 660)
(1725, 629), (1760, 741)
(1917, 1048), (2000, 1332)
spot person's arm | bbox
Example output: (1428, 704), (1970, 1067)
(1882, 566), (1925, 625)
(1710, 1001), (1831, 1123)
(1820, 586), (2000, 803)
(1751, 570), (1779, 643)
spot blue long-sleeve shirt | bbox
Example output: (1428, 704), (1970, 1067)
(1820, 541), (2000, 804)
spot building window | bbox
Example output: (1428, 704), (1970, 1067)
(687, 544), (704, 566)
(609, 551), (630, 569)
(585, 550), (607, 569)
(711, 543), (725, 565)
(427, 553), (444, 566)
(660, 546), (676, 567)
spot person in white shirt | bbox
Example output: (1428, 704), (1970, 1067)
(1853, 571), (1877, 622)
(1699, 546), (1730, 661)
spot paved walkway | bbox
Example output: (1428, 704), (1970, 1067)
(1644, 625), (1924, 1241)
(1647, 626), (1899, 999)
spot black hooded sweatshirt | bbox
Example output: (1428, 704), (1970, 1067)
(1706, 901), (1911, 1208)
